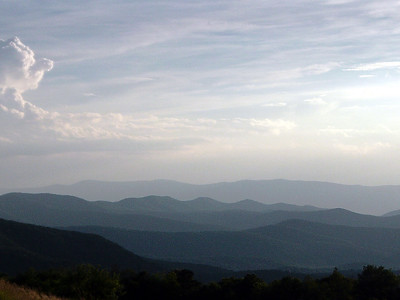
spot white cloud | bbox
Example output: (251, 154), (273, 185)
(0, 89), (50, 120)
(303, 63), (340, 75)
(323, 0), (356, 4)
(304, 97), (327, 105)
(0, 37), (54, 121)
(334, 142), (391, 155)
(0, 37), (53, 93)
(247, 119), (296, 135)
(262, 102), (287, 107)
(345, 61), (400, 71)
(83, 92), (96, 97)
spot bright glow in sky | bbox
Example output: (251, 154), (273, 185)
(1, 0), (400, 188)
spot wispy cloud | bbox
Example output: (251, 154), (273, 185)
(345, 61), (400, 71)
(304, 97), (327, 105)
(333, 142), (392, 155)
(262, 102), (287, 107)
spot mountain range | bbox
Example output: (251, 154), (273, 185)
(3, 189), (400, 278)
(3, 193), (400, 231)
(5, 179), (400, 214)
(0, 193), (326, 231)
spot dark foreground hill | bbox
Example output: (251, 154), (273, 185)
(68, 220), (400, 271)
(0, 218), (230, 280)
(0, 217), (157, 275)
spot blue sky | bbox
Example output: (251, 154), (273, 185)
(1, 0), (400, 188)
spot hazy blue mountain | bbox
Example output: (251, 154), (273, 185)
(0, 193), (224, 231)
(254, 208), (386, 228)
(67, 220), (400, 271)
(4, 193), (400, 231)
(0, 193), (326, 231)
(382, 209), (400, 217)
(140, 208), (400, 231)
(256, 202), (320, 212)
(101, 196), (228, 213)
(9, 179), (400, 214)
(96, 195), (321, 214)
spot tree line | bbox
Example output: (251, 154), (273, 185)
(5, 264), (400, 299)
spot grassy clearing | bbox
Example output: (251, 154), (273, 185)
(0, 279), (64, 300)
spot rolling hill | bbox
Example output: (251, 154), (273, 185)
(67, 220), (400, 271)
(99, 205), (400, 231)
(0, 217), (232, 281)
(0, 193), (225, 231)
(99, 195), (321, 213)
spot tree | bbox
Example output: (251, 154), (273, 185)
(318, 268), (354, 300)
(356, 265), (400, 300)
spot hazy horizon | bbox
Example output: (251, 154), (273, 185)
(5, 177), (400, 191)
(2, 178), (400, 215)
(1, 1), (400, 190)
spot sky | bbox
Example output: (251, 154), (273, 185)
(1, 0), (400, 189)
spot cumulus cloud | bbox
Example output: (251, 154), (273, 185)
(0, 88), (51, 120)
(0, 37), (53, 92)
(0, 37), (54, 121)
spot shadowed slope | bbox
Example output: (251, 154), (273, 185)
(68, 220), (400, 270)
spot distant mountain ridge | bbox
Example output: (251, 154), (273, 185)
(4, 179), (400, 214)
(383, 209), (400, 217)
(97, 195), (321, 214)
(0, 193), (322, 232)
(0, 193), (225, 232)
(3, 193), (400, 231)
